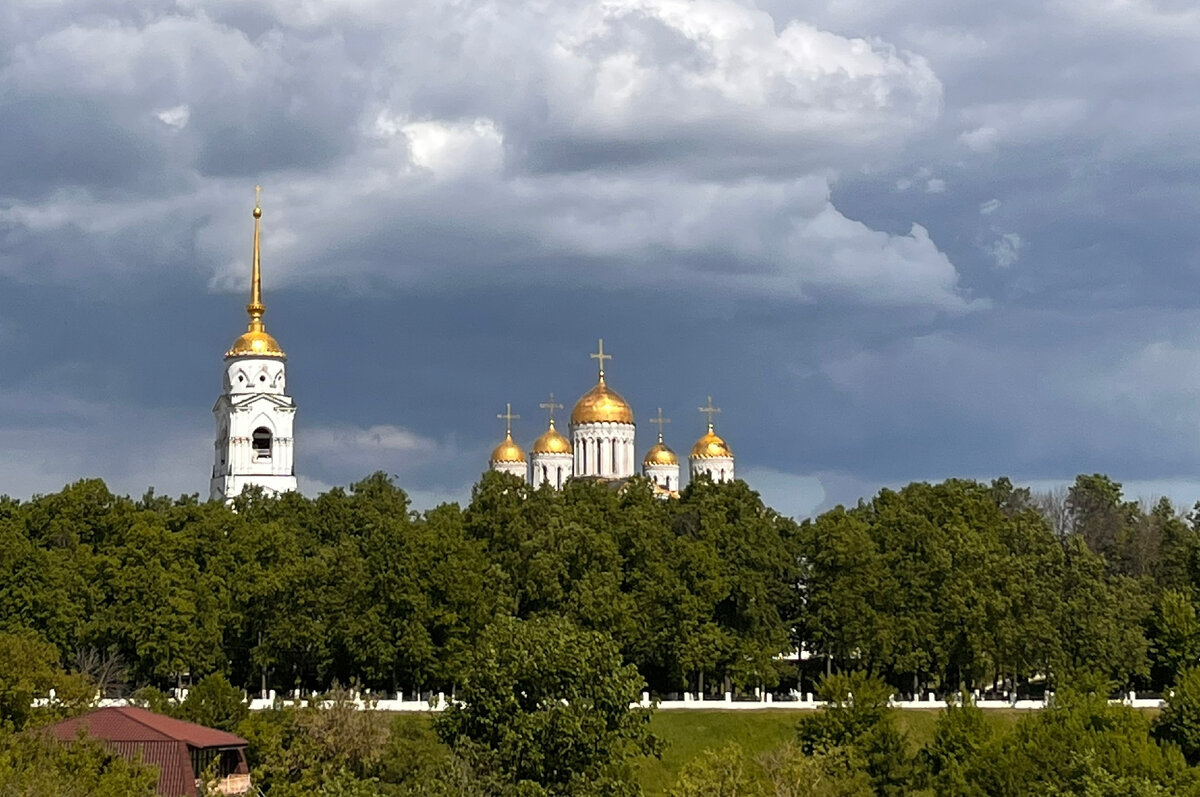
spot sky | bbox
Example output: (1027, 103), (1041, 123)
(2, 0), (1200, 519)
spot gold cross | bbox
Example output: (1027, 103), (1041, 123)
(539, 393), (564, 426)
(497, 402), (520, 436)
(254, 184), (262, 210)
(698, 396), (721, 428)
(590, 338), (612, 379)
(649, 407), (670, 440)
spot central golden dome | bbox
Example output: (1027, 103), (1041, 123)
(571, 378), (634, 425)
(491, 432), (526, 463)
(691, 425), (732, 459)
(532, 421), (572, 454)
(643, 439), (678, 466)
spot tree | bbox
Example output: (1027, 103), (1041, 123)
(668, 743), (763, 797)
(759, 743), (873, 797)
(1067, 474), (1136, 564)
(175, 674), (248, 732)
(973, 684), (1196, 796)
(1149, 590), (1200, 687)
(796, 672), (912, 797)
(917, 695), (993, 796)
(435, 616), (661, 795)
(0, 729), (158, 796)
(1155, 667), (1200, 764)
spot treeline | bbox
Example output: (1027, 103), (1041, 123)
(2, 471), (1199, 700)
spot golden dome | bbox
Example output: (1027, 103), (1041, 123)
(691, 424), (733, 459)
(227, 329), (285, 358)
(571, 377), (634, 425)
(532, 420), (572, 455)
(643, 437), (678, 466)
(491, 432), (526, 463)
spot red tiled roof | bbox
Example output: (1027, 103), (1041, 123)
(45, 707), (249, 797)
(47, 706), (246, 748)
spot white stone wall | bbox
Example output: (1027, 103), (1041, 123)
(531, 452), (573, 489)
(690, 456), (734, 484)
(491, 459), (528, 481)
(571, 422), (636, 478)
(211, 355), (298, 501)
(644, 462), (680, 491)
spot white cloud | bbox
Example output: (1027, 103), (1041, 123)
(156, 103), (190, 129)
(979, 198), (1001, 215)
(987, 231), (1024, 268)
(925, 177), (945, 193)
(0, 0), (967, 313)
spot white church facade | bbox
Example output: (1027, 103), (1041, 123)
(488, 340), (737, 495)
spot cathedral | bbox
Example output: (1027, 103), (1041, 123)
(488, 341), (736, 495)
(209, 192), (735, 501)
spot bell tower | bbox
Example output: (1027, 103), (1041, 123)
(210, 188), (298, 500)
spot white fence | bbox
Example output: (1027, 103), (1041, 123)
(38, 688), (1166, 714)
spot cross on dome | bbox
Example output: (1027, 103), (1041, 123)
(540, 393), (564, 427)
(590, 339), (612, 381)
(497, 402), (520, 436)
(698, 396), (721, 430)
(649, 407), (671, 442)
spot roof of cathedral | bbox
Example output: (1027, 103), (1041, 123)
(491, 432), (526, 463)
(691, 424), (733, 459)
(643, 436), (678, 466)
(227, 188), (285, 359)
(531, 420), (572, 454)
(571, 377), (634, 425)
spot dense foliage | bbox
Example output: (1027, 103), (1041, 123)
(5, 469), (1200, 793)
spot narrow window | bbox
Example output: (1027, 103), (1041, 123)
(252, 427), (273, 461)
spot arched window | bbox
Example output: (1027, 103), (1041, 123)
(252, 427), (273, 461)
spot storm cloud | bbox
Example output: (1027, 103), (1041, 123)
(1, 0), (1198, 518)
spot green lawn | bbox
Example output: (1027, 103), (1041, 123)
(385, 707), (1033, 795)
(635, 708), (1029, 796)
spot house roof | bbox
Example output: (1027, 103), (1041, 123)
(47, 706), (246, 749)
(45, 707), (249, 797)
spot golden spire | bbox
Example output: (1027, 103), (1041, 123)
(649, 407), (670, 444)
(248, 185), (265, 331)
(698, 395), (721, 432)
(590, 338), (612, 383)
(540, 393), (564, 430)
(226, 186), (285, 358)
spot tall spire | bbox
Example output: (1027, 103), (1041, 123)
(225, 186), (285, 358)
(247, 185), (265, 333)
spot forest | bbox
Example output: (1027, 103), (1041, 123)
(6, 470), (1200, 794)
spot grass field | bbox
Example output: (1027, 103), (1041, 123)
(387, 707), (1032, 795)
(635, 708), (1028, 795)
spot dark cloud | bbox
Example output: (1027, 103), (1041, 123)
(1, 0), (1199, 516)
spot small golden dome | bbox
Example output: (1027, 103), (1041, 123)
(691, 425), (732, 459)
(571, 378), (634, 425)
(227, 329), (286, 358)
(644, 438), (678, 466)
(532, 420), (572, 455)
(491, 432), (526, 463)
